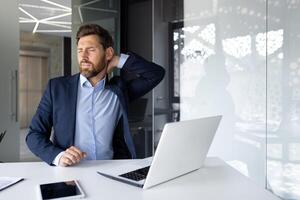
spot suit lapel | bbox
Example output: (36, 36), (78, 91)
(66, 73), (80, 145)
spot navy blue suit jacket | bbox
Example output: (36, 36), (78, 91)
(26, 52), (165, 165)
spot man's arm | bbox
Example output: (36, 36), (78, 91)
(26, 80), (63, 165)
(119, 52), (165, 101)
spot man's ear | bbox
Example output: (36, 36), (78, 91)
(105, 47), (114, 61)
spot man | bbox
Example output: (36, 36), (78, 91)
(26, 24), (165, 167)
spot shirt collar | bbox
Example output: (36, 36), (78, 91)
(79, 74), (106, 91)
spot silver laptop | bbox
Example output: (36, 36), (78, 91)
(97, 115), (222, 189)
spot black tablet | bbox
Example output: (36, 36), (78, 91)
(38, 180), (85, 200)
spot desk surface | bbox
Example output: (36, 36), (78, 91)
(0, 157), (280, 200)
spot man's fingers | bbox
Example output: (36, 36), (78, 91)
(64, 151), (80, 163)
(65, 148), (82, 162)
(59, 156), (73, 167)
(59, 152), (79, 166)
(58, 146), (87, 167)
(68, 146), (86, 159)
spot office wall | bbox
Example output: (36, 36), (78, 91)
(128, 1), (152, 61)
(0, 0), (20, 162)
(20, 31), (64, 78)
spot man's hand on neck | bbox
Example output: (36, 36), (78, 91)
(107, 55), (120, 74)
(88, 68), (107, 87)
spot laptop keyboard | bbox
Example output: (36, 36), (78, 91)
(119, 166), (150, 181)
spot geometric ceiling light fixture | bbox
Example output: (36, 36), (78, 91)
(19, 0), (71, 35)
(76, 0), (117, 23)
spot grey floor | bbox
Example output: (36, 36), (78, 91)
(20, 129), (40, 162)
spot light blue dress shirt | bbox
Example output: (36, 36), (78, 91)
(52, 54), (129, 165)
(74, 75), (122, 160)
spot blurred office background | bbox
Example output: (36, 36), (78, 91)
(0, 0), (300, 199)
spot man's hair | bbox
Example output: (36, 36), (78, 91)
(76, 24), (114, 49)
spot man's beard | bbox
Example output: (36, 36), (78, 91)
(79, 60), (101, 79)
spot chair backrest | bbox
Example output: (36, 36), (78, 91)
(0, 130), (6, 143)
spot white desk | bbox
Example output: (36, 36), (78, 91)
(0, 157), (280, 200)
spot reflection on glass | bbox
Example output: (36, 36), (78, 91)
(178, 1), (300, 197)
(222, 35), (251, 58)
(255, 29), (283, 56)
(198, 23), (216, 45)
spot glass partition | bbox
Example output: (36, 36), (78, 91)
(154, 0), (300, 199)
(267, 0), (300, 199)
(182, 0), (267, 187)
(154, 0), (267, 186)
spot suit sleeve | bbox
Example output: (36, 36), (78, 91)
(26, 80), (63, 165)
(120, 52), (165, 101)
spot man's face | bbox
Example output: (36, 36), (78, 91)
(77, 34), (107, 79)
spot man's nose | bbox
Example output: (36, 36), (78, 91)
(81, 49), (89, 58)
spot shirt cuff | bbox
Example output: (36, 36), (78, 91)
(52, 151), (65, 166)
(117, 53), (129, 69)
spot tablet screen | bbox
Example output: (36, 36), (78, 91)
(39, 180), (84, 200)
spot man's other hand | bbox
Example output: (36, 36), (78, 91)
(107, 55), (120, 74)
(58, 146), (87, 167)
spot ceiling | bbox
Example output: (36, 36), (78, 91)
(19, 0), (72, 37)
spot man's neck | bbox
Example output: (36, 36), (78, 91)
(88, 70), (107, 87)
